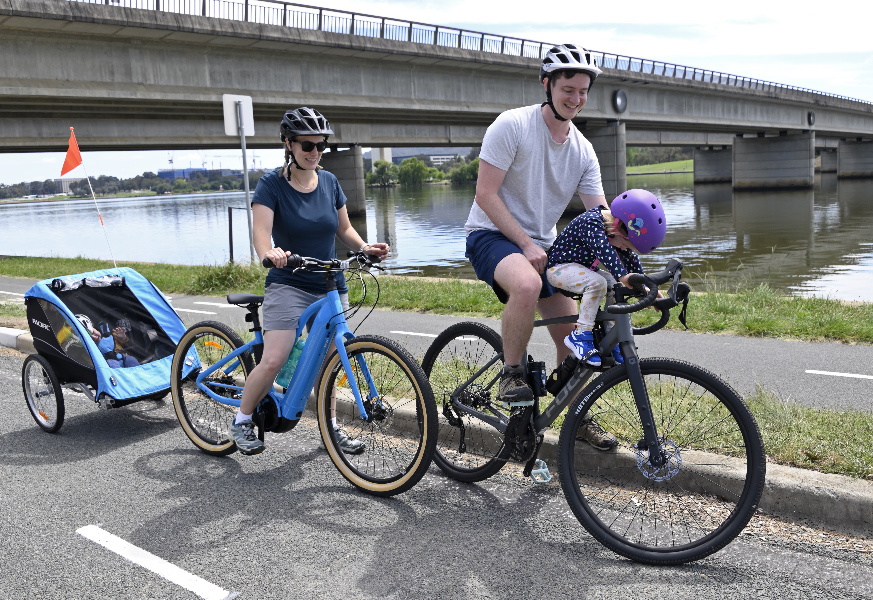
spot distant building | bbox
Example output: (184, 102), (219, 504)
(53, 177), (85, 194)
(365, 147), (474, 167)
(157, 168), (242, 180)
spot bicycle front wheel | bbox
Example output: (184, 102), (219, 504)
(171, 321), (254, 456)
(316, 335), (437, 497)
(420, 322), (508, 483)
(558, 358), (766, 565)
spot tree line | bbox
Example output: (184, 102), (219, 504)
(0, 170), (263, 200)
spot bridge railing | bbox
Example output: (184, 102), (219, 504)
(71, 0), (871, 105)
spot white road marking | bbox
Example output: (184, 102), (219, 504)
(77, 525), (237, 600)
(806, 369), (873, 380)
(173, 308), (217, 315)
(194, 302), (236, 309)
(391, 330), (437, 338)
(0, 290), (25, 296)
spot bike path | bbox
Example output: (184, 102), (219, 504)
(2, 274), (872, 537)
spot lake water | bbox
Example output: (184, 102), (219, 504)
(1, 173), (871, 301)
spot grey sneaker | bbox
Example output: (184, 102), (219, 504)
(335, 427), (365, 454)
(577, 416), (618, 451)
(229, 419), (265, 455)
(498, 365), (534, 406)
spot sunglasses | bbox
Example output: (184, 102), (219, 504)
(295, 140), (327, 153)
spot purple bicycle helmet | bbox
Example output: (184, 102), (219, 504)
(609, 189), (666, 254)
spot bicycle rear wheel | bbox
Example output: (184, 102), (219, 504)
(420, 322), (508, 483)
(171, 321), (254, 456)
(316, 335), (437, 497)
(558, 358), (765, 565)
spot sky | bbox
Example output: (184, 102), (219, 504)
(2, 0), (871, 187)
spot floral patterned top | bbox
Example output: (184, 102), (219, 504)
(547, 206), (644, 279)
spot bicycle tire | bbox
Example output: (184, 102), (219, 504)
(316, 335), (437, 497)
(420, 322), (508, 483)
(22, 354), (65, 433)
(171, 321), (255, 456)
(558, 358), (766, 565)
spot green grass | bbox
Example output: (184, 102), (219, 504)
(627, 159), (693, 174)
(749, 387), (873, 479)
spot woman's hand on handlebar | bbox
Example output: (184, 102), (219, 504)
(361, 242), (390, 260)
(263, 247), (292, 268)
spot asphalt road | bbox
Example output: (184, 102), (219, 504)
(2, 347), (873, 600)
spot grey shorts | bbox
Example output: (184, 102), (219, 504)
(262, 283), (350, 332)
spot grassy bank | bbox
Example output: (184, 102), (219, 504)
(627, 159), (693, 174)
(2, 255), (872, 343)
(1, 255), (872, 479)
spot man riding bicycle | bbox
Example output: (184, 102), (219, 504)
(463, 44), (614, 449)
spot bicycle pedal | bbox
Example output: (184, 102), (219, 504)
(530, 459), (552, 483)
(506, 399), (534, 407)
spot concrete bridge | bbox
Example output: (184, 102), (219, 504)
(2, 0), (873, 212)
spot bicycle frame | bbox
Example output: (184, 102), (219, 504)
(446, 308), (667, 467)
(189, 279), (376, 423)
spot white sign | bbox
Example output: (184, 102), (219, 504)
(222, 94), (255, 136)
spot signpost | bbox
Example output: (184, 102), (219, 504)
(222, 94), (256, 262)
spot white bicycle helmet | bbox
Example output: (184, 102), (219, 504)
(539, 44), (602, 84)
(540, 44), (603, 121)
(75, 314), (93, 331)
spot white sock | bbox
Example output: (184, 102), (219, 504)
(234, 410), (252, 425)
(331, 417), (338, 430)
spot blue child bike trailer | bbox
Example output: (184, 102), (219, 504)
(22, 267), (187, 432)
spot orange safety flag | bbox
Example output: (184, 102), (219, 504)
(60, 127), (83, 176)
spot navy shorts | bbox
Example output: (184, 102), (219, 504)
(465, 229), (557, 304)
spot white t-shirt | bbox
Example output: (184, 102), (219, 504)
(464, 104), (603, 249)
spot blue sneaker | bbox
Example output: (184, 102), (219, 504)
(611, 345), (624, 365)
(564, 330), (601, 366)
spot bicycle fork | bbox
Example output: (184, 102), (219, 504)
(333, 332), (377, 421)
(610, 315), (667, 468)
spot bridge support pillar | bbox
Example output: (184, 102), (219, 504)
(586, 121), (626, 203)
(693, 147), (732, 183)
(820, 149), (838, 173)
(370, 147), (393, 168)
(837, 140), (873, 178)
(321, 146), (366, 216)
(733, 132), (814, 189)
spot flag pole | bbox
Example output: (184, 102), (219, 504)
(62, 127), (117, 269)
(82, 165), (117, 269)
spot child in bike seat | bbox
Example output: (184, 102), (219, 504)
(546, 189), (666, 366)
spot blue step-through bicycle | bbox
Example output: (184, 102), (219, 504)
(170, 251), (437, 497)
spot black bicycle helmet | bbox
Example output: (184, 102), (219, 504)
(279, 107), (334, 142)
(540, 44), (602, 122)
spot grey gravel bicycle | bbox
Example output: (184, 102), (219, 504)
(421, 259), (766, 565)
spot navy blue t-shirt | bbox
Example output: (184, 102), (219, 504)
(253, 169), (348, 295)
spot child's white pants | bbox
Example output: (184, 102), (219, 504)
(547, 264), (617, 331)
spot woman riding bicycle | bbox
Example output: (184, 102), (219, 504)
(229, 107), (389, 455)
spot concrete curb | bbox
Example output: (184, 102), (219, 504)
(0, 327), (34, 354)
(1, 329), (871, 539)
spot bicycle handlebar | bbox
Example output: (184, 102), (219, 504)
(605, 260), (691, 335)
(262, 251), (382, 271)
